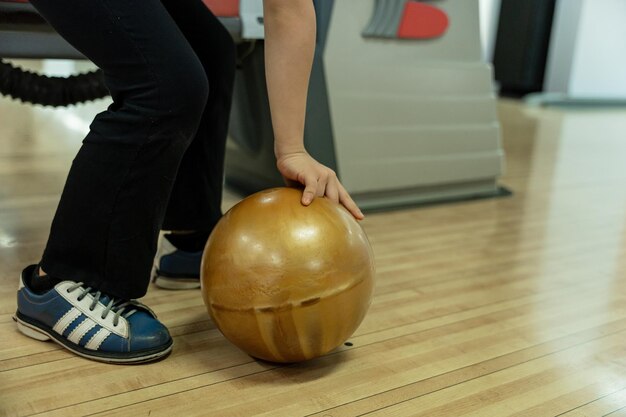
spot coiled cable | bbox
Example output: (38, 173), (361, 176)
(0, 59), (109, 106)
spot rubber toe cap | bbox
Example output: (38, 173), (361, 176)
(128, 312), (171, 351)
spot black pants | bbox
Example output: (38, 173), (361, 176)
(30, 0), (236, 299)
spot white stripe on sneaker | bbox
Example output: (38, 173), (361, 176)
(67, 317), (97, 345)
(52, 307), (82, 335)
(56, 282), (129, 338)
(85, 328), (111, 351)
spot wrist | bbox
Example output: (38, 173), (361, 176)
(274, 143), (307, 159)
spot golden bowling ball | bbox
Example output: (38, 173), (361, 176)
(201, 187), (375, 363)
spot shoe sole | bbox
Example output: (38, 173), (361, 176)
(14, 311), (173, 364)
(153, 274), (200, 290)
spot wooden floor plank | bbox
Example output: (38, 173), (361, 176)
(605, 406), (626, 417)
(518, 385), (626, 417)
(355, 332), (626, 417)
(2, 76), (626, 416)
(17, 282), (624, 417)
(1, 241), (617, 368)
(81, 323), (626, 417)
(307, 323), (626, 417)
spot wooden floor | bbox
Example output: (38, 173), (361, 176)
(2, 77), (626, 415)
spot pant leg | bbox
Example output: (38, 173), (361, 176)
(160, 0), (237, 233)
(32, 0), (209, 299)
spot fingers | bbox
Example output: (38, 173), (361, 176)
(301, 174), (318, 205)
(301, 169), (331, 204)
(315, 170), (334, 198)
(302, 173), (363, 219)
(325, 180), (340, 204)
(287, 159), (363, 219)
(338, 183), (364, 220)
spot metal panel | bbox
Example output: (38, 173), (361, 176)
(323, 0), (504, 202)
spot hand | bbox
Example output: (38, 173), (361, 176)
(276, 151), (364, 220)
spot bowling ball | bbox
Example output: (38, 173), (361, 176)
(201, 187), (375, 363)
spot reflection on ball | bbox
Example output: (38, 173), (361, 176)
(201, 187), (375, 363)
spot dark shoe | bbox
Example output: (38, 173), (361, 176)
(152, 234), (202, 290)
(15, 265), (173, 364)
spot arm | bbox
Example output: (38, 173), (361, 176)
(263, 0), (364, 219)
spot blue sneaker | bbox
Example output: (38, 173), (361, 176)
(15, 265), (173, 364)
(152, 233), (202, 290)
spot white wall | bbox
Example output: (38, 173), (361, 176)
(544, 0), (583, 94)
(570, 0), (626, 98)
(545, 0), (626, 99)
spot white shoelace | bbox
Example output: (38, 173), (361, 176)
(66, 282), (137, 327)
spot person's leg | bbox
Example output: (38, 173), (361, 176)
(16, 0), (209, 363)
(31, 0), (209, 300)
(151, 0), (236, 289)
(160, 0), (237, 236)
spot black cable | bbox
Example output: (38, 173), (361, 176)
(0, 59), (109, 107)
